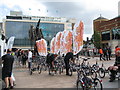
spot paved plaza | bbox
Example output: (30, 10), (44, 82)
(12, 56), (120, 89)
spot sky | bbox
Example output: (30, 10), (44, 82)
(0, 0), (120, 40)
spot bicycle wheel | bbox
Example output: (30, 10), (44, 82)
(44, 64), (48, 71)
(69, 67), (73, 76)
(90, 69), (97, 79)
(77, 80), (86, 90)
(61, 65), (64, 73)
(98, 68), (105, 78)
(93, 78), (103, 90)
(59, 67), (62, 74)
(30, 69), (33, 75)
(48, 66), (54, 76)
(38, 64), (43, 74)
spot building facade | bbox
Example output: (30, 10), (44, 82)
(93, 16), (120, 53)
(3, 13), (75, 49)
(118, 1), (120, 16)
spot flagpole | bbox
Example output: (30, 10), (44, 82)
(28, 8), (31, 16)
(38, 9), (40, 16)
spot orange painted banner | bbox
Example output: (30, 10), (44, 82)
(73, 21), (84, 55)
(60, 30), (73, 55)
(63, 30), (73, 54)
(55, 32), (62, 54)
(36, 39), (47, 56)
(50, 37), (55, 53)
(50, 21), (84, 55)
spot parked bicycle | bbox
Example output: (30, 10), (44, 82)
(98, 62), (110, 78)
(38, 56), (47, 74)
(76, 66), (103, 90)
(29, 56), (46, 75)
(48, 59), (64, 76)
(80, 57), (97, 79)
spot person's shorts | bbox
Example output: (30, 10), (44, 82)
(2, 71), (12, 80)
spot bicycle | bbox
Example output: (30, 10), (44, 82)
(80, 57), (97, 79)
(29, 58), (38, 75)
(98, 62), (110, 78)
(29, 56), (45, 75)
(76, 66), (103, 90)
(48, 60), (64, 76)
(38, 56), (48, 74)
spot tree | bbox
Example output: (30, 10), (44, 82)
(91, 31), (101, 49)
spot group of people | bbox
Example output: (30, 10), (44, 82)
(1, 48), (75, 89)
(1, 45), (120, 89)
(1, 48), (33, 89)
(17, 49), (32, 68)
(99, 45), (120, 82)
(99, 46), (112, 61)
(46, 45), (120, 82)
(46, 52), (74, 76)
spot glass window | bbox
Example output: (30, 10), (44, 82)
(6, 21), (64, 47)
(101, 31), (110, 41)
(112, 29), (120, 40)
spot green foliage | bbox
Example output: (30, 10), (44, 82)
(91, 31), (101, 49)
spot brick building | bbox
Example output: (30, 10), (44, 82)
(93, 15), (120, 53)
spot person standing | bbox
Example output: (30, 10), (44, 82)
(103, 47), (108, 61)
(22, 51), (28, 68)
(28, 49), (32, 70)
(99, 48), (104, 61)
(2, 49), (14, 89)
(108, 46), (120, 82)
(17, 49), (22, 67)
(46, 52), (58, 75)
(107, 46), (112, 60)
(64, 52), (74, 76)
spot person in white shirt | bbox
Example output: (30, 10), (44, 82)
(28, 49), (32, 70)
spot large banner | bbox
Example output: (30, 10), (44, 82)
(73, 21), (84, 55)
(6, 36), (15, 50)
(36, 39), (47, 56)
(50, 37), (55, 53)
(50, 20), (84, 56)
(60, 30), (73, 55)
(54, 32), (62, 54)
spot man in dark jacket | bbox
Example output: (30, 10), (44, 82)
(107, 46), (112, 60)
(2, 49), (14, 89)
(103, 47), (108, 60)
(46, 53), (58, 75)
(64, 52), (74, 76)
(46, 53), (55, 68)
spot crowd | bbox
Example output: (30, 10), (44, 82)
(1, 49), (33, 90)
(99, 46), (112, 61)
(108, 46), (120, 82)
(1, 45), (120, 89)
(99, 45), (120, 82)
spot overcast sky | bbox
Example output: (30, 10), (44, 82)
(0, 0), (120, 40)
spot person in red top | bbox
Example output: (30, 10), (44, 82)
(108, 46), (120, 82)
(99, 47), (104, 61)
(115, 46), (120, 57)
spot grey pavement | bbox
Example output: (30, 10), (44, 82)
(13, 56), (120, 89)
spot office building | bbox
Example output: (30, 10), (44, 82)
(3, 11), (75, 49)
(93, 15), (120, 53)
